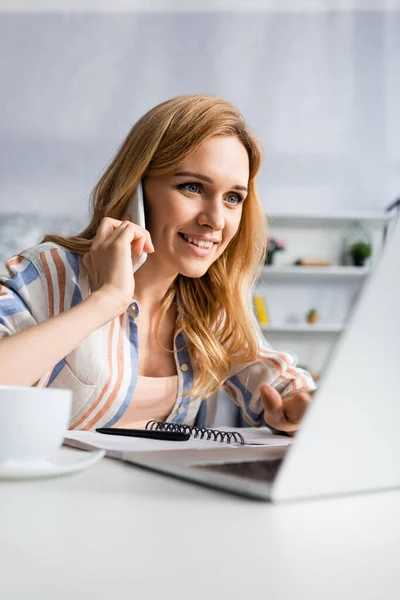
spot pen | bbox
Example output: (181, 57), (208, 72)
(96, 427), (190, 442)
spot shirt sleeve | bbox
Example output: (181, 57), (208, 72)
(223, 327), (316, 428)
(0, 252), (52, 387)
(0, 254), (48, 337)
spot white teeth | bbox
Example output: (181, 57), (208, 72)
(182, 233), (213, 249)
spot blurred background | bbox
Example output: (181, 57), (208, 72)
(1, 2), (399, 217)
(1, 0), (399, 423)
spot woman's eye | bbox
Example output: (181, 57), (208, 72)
(226, 194), (243, 205)
(182, 183), (201, 194)
(179, 183), (244, 205)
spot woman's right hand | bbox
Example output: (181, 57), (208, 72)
(82, 217), (154, 317)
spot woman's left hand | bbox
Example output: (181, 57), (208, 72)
(259, 384), (313, 436)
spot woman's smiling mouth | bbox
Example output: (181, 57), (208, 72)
(178, 232), (218, 257)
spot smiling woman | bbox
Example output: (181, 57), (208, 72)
(0, 94), (316, 434)
(142, 135), (250, 281)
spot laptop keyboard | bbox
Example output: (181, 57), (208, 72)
(192, 458), (284, 483)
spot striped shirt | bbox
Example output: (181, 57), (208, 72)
(0, 242), (316, 430)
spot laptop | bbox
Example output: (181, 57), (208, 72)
(124, 216), (400, 502)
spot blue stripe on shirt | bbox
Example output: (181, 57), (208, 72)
(66, 252), (80, 279)
(0, 262), (40, 316)
(71, 283), (83, 307)
(0, 296), (29, 316)
(5, 261), (40, 292)
(48, 359), (67, 386)
(194, 400), (207, 428)
(66, 252), (83, 306)
(227, 375), (262, 423)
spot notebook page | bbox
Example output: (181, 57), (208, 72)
(63, 427), (293, 457)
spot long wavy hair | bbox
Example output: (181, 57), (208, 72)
(42, 94), (267, 399)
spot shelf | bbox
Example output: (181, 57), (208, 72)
(266, 211), (391, 228)
(260, 265), (370, 281)
(261, 324), (344, 334)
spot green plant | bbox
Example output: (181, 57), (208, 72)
(350, 241), (372, 260)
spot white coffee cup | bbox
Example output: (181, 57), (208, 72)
(0, 385), (72, 466)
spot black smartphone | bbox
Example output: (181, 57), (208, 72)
(96, 427), (190, 442)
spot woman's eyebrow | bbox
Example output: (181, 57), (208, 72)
(173, 171), (248, 192)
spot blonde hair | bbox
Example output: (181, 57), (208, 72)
(42, 94), (267, 399)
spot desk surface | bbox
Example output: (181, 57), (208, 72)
(1, 448), (399, 600)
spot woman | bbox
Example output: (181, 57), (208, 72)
(0, 94), (315, 434)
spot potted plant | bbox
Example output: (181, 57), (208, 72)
(306, 308), (320, 325)
(350, 241), (372, 267)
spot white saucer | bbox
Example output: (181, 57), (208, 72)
(0, 447), (105, 480)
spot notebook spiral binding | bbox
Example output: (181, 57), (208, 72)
(146, 420), (245, 445)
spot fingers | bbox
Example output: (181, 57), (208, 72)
(92, 217), (122, 248)
(104, 221), (131, 246)
(260, 384), (284, 424)
(116, 221), (155, 254)
(282, 389), (312, 424)
(92, 217), (154, 254)
(260, 384), (312, 433)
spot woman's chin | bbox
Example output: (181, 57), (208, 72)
(179, 268), (209, 279)
(178, 259), (212, 278)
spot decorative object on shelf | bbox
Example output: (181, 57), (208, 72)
(349, 241), (372, 267)
(294, 258), (332, 267)
(341, 221), (373, 266)
(265, 237), (285, 265)
(306, 308), (320, 325)
(253, 295), (270, 325)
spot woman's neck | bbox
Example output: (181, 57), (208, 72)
(133, 262), (177, 316)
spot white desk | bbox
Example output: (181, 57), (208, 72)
(1, 448), (399, 600)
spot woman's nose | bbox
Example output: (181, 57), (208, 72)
(197, 200), (225, 231)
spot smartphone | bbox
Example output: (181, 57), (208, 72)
(125, 180), (148, 273)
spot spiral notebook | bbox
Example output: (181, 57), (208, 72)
(145, 420), (248, 444)
(63, 420), (292, 459)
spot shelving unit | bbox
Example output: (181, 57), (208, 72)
(261, 265), (370, 281)
(266, 211), (391, 227)
(261, 324), (344, 334)
(255, 210), (392, 376)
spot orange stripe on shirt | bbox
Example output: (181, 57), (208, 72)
(5, 255), (24, 268)
(32, 371), (53, 388)
(40, 251), (54, 317)
(51, 248), (66, 313)
(262, 356), (286, 376)
(42, 371), (53, 388)
(258, 348), (291, 367)
(286, 367), (309, 390)
(69, 319), (116, 430)
(83, 314), (126, 430)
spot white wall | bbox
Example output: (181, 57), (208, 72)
(1, 9), (399, 218)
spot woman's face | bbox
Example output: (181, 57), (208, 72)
(143, 135), (250, 278)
